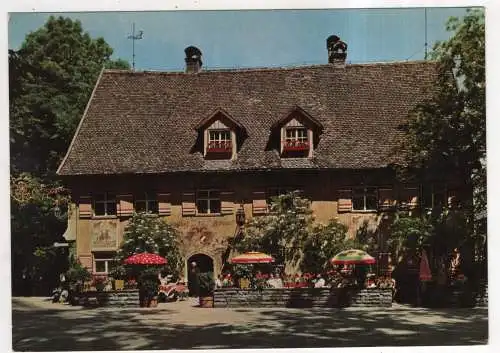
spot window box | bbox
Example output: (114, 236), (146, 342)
(282, 140), (310, 151)
(207, 140), (232, 153)
(207, 130), (232, 154)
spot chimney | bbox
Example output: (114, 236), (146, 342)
(326, 35), (348, 67)
(184, 46), (203, 73)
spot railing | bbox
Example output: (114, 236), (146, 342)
(282, 140), (310, 151)
(207, 140), (232, 153)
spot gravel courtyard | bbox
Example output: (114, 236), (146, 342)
(12, 297), (488, 351)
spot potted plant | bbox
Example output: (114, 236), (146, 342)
(109, 265), (126, 290)
(65, 261), (92, 305)
(198, 272), (215, 308)
(232, 264), (252, 289)
(138, 268), (160, 307)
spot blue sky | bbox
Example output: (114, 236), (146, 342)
(9, 8), (471, 71)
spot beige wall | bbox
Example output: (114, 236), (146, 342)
(66, 170), (452, 275)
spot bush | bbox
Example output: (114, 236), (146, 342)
(198, 272), (215, 297)
(138, 267), (160, 300)
(66, 260), (91, 292)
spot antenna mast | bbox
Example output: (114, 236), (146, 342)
(424, 8), (428, 60)
(127, 22), (144, 70)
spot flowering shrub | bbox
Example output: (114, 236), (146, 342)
(92, 275), (108, 291)
(125, 278), (137, 289)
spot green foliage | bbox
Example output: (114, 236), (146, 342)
(301, 219), (356, 274)
(198, 272), (215, 296)
(10, 16), (130, 177)
(105, 58), (131, 70)
(65, 259), (91, 285)
(116, 212), (182, 276)
(387, 213), (434, 256)
(232, 264), (252, 280)
(10, 16), (129, 294)
(108, 265), (127, 280)
(11, 173), (71, 294)
(138, 267), (160, 299)
(235, 191), (313, 264)
(400, 9), (485, 250)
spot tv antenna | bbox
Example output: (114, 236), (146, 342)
(424, 8), (428, 60)
(127, 22), (144, 70)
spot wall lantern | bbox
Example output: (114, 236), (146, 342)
(236, 204), (246, 227)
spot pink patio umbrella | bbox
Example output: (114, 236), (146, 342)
(124, 252), (167, 265)
(419, 249), (432, 282)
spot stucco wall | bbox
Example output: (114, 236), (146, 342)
(66, 170), (400, 274)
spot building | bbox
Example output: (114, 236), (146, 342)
(57, 36), (462, 278)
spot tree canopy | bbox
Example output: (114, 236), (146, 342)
(399, 9), (485, 256)
(10, 16), (130, 295)
(116, 213), (182, 276)
(10, 15), (130, 178)
(402, 9), (485, 212)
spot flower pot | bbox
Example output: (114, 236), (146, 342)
(199, 296), (214, 308)
(113, 280), (124, 291)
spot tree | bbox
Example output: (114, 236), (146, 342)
(235, 192), (313, 265)
(116, 213), (182, 276)
(387, 213), (434, 260)
(399, 9), (485, 257)
(10, 173), (71, 295)
(10, 16), (130, 294)
(9, 16), (130, 177)
(301, 219), (359, 274)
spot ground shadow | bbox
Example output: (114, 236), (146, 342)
(12, 298), (488, 351)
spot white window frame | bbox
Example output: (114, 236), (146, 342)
(196, 189), (221, 215)
(93, 193), (116, 216)
(208, 129), (232, 149)
(94, 257), (115, 274)
(134, 192), (159, 214)
(285, 127), (308, 143)
(352, 187), (378, 212)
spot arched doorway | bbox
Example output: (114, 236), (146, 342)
(187, 253), (214, 296)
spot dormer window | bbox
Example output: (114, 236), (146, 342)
(207, 130), (232, 153)
(271, 106), (323, 158)
(283, 127), (309, 151)
(194, 108), (247, 161)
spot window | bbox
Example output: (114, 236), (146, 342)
(283, 128), (309, 150)
(134, 192), (159, 214)
(422, 184), (446, 209)
(352, 187), (378, 211)
(207, 130), (232, 152)
(93, 193), (117, 216)
(267, 187), (301, 204)
(196, 190), (221, 214)
(94, 255), (116, 274)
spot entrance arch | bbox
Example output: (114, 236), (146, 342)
(187, 253), (214, 273)
(186, 253), (214, 296)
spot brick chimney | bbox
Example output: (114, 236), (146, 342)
(326, 35), (348, 67)
(185, 46), (203, 73)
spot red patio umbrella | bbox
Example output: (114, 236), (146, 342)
(419, 249), (432, 282)
(124, 252), (167, 265)
(230, 251), (275, 264)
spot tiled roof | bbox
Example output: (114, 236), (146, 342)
(57, 61), (439, 176)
